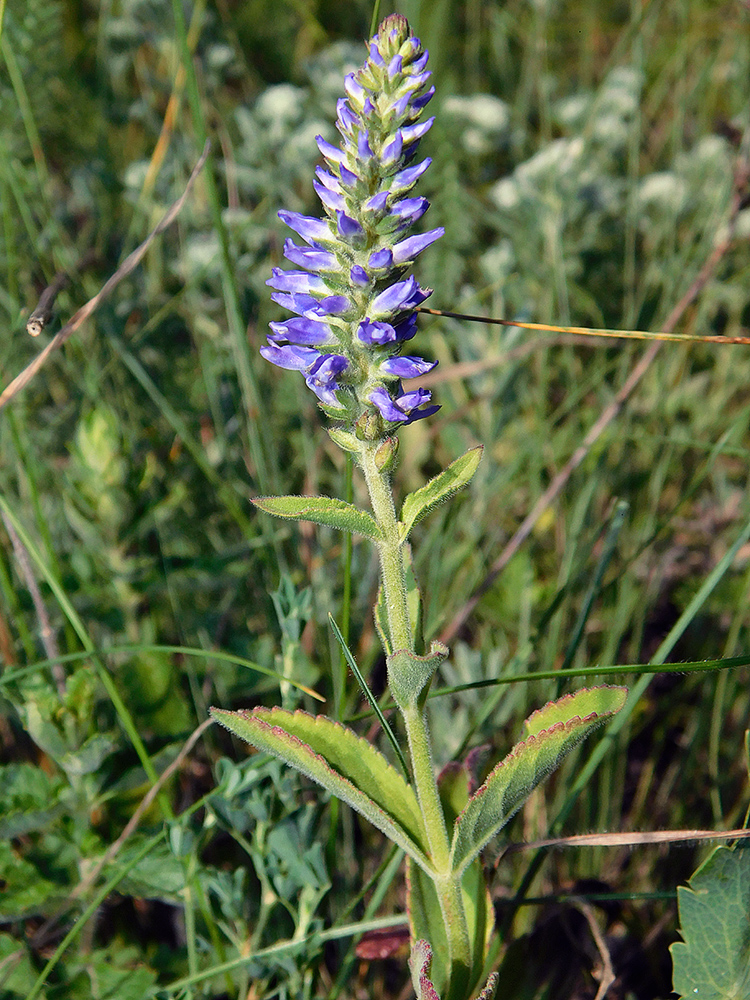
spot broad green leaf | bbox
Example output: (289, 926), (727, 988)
(211, 707), (433, 873)
(252, 495), (383, 541)
(400, 447), (483, 542)
(522, 686), (625, 738)
(451, 686), (627, 873)
(0, 841), (65, 920)
(671, 844), (750, 999)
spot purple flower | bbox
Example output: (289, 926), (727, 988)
(357, 320), (397, 345)
(316, 135), (345, 164)
(266, 269), (327, 295)
(305, 354), (349, 405)
(393, 314), (418, 341)
(261, 15), (441, 427)
(368, 248), (394, 271)
(260, 343), (321, 371)
(370, 276), (431, 319)
(337, 212), (364, 241)
(313, 179), (345, 213)
(390, 159), (431, 195)
(368, 385), (440, 425)
(382, 131), (404, 167)
(314, 167), (342, 193)
(278, 211), (332, 246)
(283, 240), (339, 273)
(379, 355), (438, 378)
(389, 197), (429, 226)
(392, 229), (444, 264)
(336, 99), (357, 134)
(350, 265), (370, 287)
(402, 118), (434, 145)
(268, 317), (335, 346)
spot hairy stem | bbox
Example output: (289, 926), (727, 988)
(360, 441), (471, 994)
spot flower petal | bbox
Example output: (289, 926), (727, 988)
(266, 269), (327, 295)
(357, 320), (397, 345)
(260, 343), (320, 370)
(283, 240), (339, 272)
(278, 210), (332, 245)
(268, 317), (335, 346)
(392, 228), (444, 264)
(379, 355), (437, 378)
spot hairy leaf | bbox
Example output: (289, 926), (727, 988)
(253, 495), (383, 541)
(400, 447), (483, 542)
(451, 686), (627, 872)
(211, 707), (433, 872)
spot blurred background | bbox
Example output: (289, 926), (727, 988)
(1, 1), (750, 997)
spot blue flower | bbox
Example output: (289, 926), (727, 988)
(261, 14), (443, 428)
(368, 385), (440, 425)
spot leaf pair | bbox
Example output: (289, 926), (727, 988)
(211, 686), (627, 883)
(252, 446), (484, 545)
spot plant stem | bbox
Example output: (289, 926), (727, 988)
(360, 441), (472, 995)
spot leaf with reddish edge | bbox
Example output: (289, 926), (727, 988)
(409, 940), (441, 1000)
(211, 706), (434, 874)
(450, 686), (627, 874)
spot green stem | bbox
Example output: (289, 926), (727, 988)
(360, 443), (412, 651)
(359, 441), (471, 994)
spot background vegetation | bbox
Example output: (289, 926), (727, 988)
(1, 0), (749, 997)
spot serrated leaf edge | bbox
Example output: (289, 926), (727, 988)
(451, 706), (621, 871)
(523, 685), (626, 737)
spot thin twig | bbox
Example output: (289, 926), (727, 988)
(0, 510), (64, 697)
(26, 271), (69, 337)
(440, 149), (749, 646)
(2, 141), (210, 411)
(575, 899), (615, 1000)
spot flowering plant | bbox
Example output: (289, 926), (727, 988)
(212, 16), (626, 1000)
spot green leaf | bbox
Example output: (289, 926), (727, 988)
(671, 844), (750, 999)
(451, 686), (627, 873)
(252, 495), (383, 541)
(374, 583), (392, 656)
(408, 852), (491, 997)
(408, 755), (493, 998)
(400, 447), (483, 542)
(387, 642), (449, 711)
(211, 707), (434, 873)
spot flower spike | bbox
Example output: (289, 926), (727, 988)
(262, 15), (443, 431)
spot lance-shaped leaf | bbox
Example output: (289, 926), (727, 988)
(399, 447), (483, 543)
(253, 495), (383, 541)
(211, 706), (433, 873)
(451, 686), (627, 873)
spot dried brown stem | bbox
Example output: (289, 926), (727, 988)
(2, 141), (210, 411)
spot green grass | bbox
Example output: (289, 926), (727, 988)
(1, 1), (749, 997)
